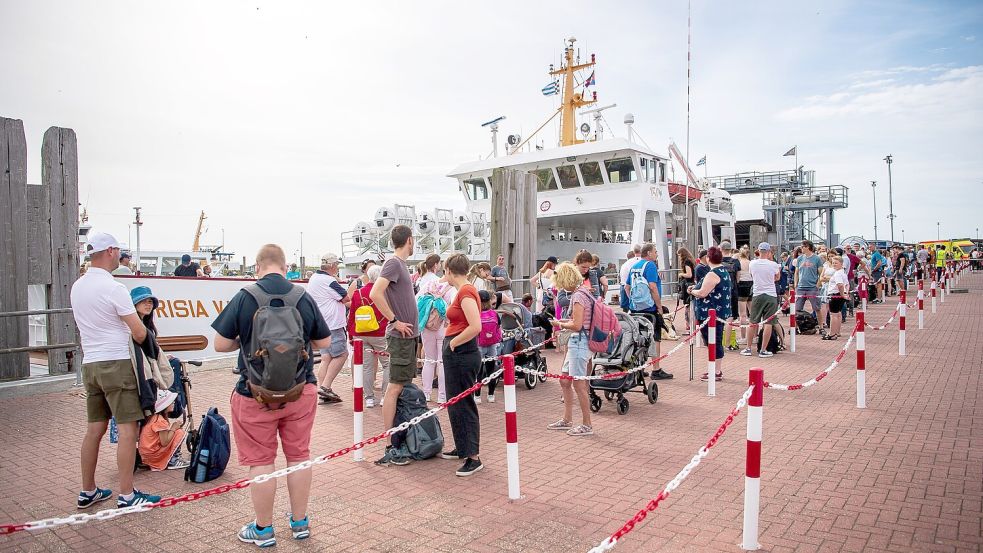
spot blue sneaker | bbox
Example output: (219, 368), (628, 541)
(116, 489), (161, 508)
(287, 513), (310, 540)
(238, 521), (276, 547)
(77, 487), (112, 509)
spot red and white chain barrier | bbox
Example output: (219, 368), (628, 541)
(352, 339), (365, 462)
(724, 298), (789, 329)
(763, 330), (856, 391)
(587, 384), (756, 553)
(863, 303), (900, 330)
(742, 368), (764, 551)
(856, 311), (866, 409)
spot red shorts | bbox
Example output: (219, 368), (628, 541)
(230, 383), (318, 466)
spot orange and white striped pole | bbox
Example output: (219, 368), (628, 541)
(741, 368), (764, 551)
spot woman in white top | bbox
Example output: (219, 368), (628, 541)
(821, 255), (849, 340)
(736, 246), (753, 344)
(416, 254), (455, 402)
(467, 262), (493, 293)
(816, 253), (835, 335)
(529, 258), (557, 315)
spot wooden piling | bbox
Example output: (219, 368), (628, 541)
(489, 169), (537, 297)
(0, 118), (30, 380)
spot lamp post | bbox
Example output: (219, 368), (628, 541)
(937, 221), (940, 240)
(884, 155), (895, 243)
(871, 181), (878, 242)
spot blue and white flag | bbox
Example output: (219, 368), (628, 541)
(542, 81), (559, 96)
(696, 155), (706, 167)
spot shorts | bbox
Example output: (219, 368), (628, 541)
(230, 384), (317, 466)
(387, 335), (418, 384)
(561, 332), (590, 377)
(83, 359), (144, 424)
(320, 328), (348, 358)
(738, 281), (753, 300)
(828, 297), (846, 313)
(872, 270), (884, 282)
(749, 294), (780, 326)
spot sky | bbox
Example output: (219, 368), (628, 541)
(2, 0), (981, 265)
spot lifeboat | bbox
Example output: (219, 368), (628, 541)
(667, 182), (703, 204)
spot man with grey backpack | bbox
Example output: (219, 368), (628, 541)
(212, 244), (332, 548)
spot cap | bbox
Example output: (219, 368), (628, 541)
(119, 251), (131, 260)
(321, 253), (340, 265)
(85, 232), (119, 255)
(154, 389), (178, 414)
(478, 290), (491, 302)
(130, 286), (159, 310)
(546, 256), (559, 264)
(757, 242), (772, 252)
(181, 254), (192, 263)
(720, 240), (733, 250)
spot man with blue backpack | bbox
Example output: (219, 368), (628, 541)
(212, 244), (332, 547)
(625, 243), (673, 380)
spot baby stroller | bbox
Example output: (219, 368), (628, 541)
(588, 312), (659, 415)
(498, 304), (548, 390)
(169, 357), (203, 453)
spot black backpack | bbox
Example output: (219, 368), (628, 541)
(390, 383), (444, 460)
(185, 408), (231, 483)
(722, 257), (740, 298)
(796, 310), (818, 334)
(757, 322), (786, 354)
(242, 284), (310, 405)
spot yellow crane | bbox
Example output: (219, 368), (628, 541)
(192, 211), (206, 252)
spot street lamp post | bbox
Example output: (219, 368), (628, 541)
(871, 181), (878, 242)
(937, 221), (940, 240)
(884, 155), (895, 243)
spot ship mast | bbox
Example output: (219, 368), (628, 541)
(192, 210), (206, 252)
(550, 37), (596, 147)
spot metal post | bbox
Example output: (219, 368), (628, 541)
(707, 309), (716, 397)
(352, 339), (364, 461)
(884, 155), (894, 243)
(931, 278), (937, 313)
(899, 290), (907, 356)
(133, 207), (142, 274)
(503, 355), (521, 500)
(871, 181), (878, 242)
(856, 312), (866, 409)
(741, 367), (764, 551)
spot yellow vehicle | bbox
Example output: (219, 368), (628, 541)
(918, 239), (973, 262)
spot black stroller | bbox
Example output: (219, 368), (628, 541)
(498, 303), (548, 390)
(588, 312), (659, 415)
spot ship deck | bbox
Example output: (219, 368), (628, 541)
(1, 273), (981, 552)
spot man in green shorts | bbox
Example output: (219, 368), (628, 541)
(741, 242), (782, 359)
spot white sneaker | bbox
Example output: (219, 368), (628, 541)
(365, 397), (375, 408)
(487, 395), (496, 403)
(474, 396), (482, 404)
(740, 348), (753, 356)
(437, 396), (447, 403)
(378, 399), (385, 407)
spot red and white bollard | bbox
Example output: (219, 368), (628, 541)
(931, 278), (938, 313)
(788, 289), (797, 353)
(898, 290), (906, 357)
(352, 339), (364, 462)
(856, 312), (866, 409)
(741, 368), (764, 551)
(860, 276), (868, 313)
(917, 280), (925, 330)
(502, 355), (521, 501)
(707, 309), (716, 397)
(940, 269), (947, 304)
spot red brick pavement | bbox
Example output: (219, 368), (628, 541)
(2, 274), (981, 552)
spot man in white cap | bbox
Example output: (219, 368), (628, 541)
(71, 232), (161, 509)
(308, 253), (351, 403)
(741, 242), (782, 358)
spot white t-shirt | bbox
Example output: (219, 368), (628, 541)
(749, 258), (780, 297)
(415, 272), (439, 299)
(70, 267), (137, 363)
(619, 257), (637, 286)
(307, 271), (348, 330)
(826, 269), (849, 296)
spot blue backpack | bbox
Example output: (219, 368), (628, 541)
(628, 261), (656, 311)
(185, 407), (231, 483)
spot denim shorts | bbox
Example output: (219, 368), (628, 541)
(561, 332), (590, 377)
(320, 328), (348, 358)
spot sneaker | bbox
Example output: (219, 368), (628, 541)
(232, 367), (242, 375)
(740, 348), (754, 356)
(758, 350), (774, 358)
(546, 419), (573, 430)
(650, 369), (673, 380)
(437, 396), (447, 403)
(487, 395), (496, 403)
(238, 521), (276, 548)
(389, 450), (412, 466)
(286, 513), (310, 540)
(567, 424), (594, 437)
(456, 458), (484, 477)
(374, 446), (394, 466)
(365, 397), (375, 408)
(166, 456), (190, 470)
(117, 489), (161, 508)
(474, 396), (482, 404)
(77, 487), (112, 509)
(440, 449), (465, 460)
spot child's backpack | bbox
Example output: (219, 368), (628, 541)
(354, 293), (380, 334)
(579, 289), (622, 354)
(242, 284), (309, 405)
(478, 309), (502, 347)
(628, 261), (656, 311)
(185, 407), (230, 483)
(390, 383), (443, 460)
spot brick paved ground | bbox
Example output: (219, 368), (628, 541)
(2, 272), (981, 552)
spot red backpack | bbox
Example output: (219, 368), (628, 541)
(577, 288), (622, 354)
(477, 309), (502, 347)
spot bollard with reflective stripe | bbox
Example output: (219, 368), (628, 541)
(898, 291), (906, 356)
(856, 312), (866, 409)
(940, 270), (946, 304)
(707, 309), (716, 397)
(502, 355), (521, 501)
(860, 277), (868, 313)
(352, 339), (364, 462)
(931, 279), (937, 314)
(788, 290), (796, 353)
(917, 280), (925, 330)
(741, 368), (764, 551)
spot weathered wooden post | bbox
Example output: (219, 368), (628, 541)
(489, 168), (537, 298)
(42, 127), (80, 375)
(0, 118), (30, 380)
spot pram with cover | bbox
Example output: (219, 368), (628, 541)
(498, 303), (548, 390)
(588, 312), (659, 415)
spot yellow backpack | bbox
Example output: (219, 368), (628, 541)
(354, 294), (380, 334)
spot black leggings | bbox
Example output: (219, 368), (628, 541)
(443, 335), (481, 458)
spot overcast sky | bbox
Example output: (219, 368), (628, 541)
(2, 0), (981, 264)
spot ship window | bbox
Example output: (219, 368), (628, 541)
(579, 162), (604, 186)
(138, 257), (159, 276)
(556, 165), (580, 188)
(161, 257), (182, 275)
(605, 157), (636, 183)
(658, 161), (666, 182)
(534, 168), (558, 191)
(463, 178), (489, 200)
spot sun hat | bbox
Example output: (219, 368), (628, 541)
(130, 286), (159, 310)
(321, 253), (340, 265)
(154, 389), (179, 414)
